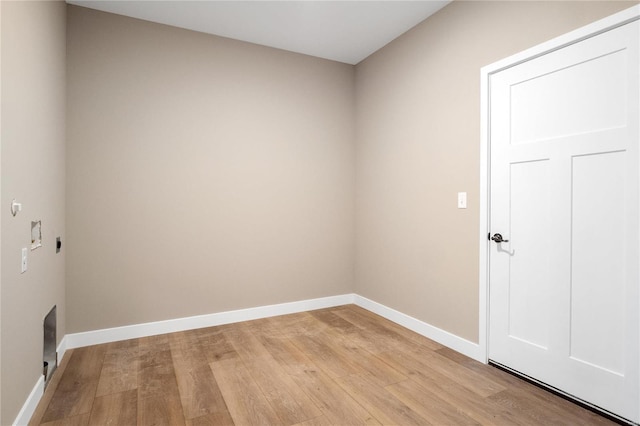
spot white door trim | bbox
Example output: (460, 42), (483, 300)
(478, 4), (640, 363)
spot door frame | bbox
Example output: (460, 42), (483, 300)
(478, 4), (640, 364)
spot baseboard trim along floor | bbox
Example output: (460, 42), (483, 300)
(16, 293), (481, 425)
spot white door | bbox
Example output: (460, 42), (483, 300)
(488, 20), (639, 423)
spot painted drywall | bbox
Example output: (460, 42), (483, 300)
(1, 1), (66, 423)
(65, 1), (635, 341)
(354, 1), (635, 343)
(66, 6), (355, 333)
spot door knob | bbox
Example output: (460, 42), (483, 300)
(491, 233), (509, 243)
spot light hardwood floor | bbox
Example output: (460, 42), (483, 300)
(30, 305), (615, 425)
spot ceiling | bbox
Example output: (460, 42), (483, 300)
(66, 1), (451, 64)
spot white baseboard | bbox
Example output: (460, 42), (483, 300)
(353, 295), (484, 362)
(57, 335), (68, 361)
(14, 339), (69, 426)
(13, 375), (44, 426)
(19, 293), (483, 425)
(65, 294), (355, 349)
(64, 293), (482, 361)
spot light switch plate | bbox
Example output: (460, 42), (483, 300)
(457, 192), (467, 209)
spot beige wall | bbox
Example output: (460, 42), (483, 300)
(66, 6), (355, 333)
(0, 1), (634, 421)
(66, 2), (635, 340)
(354, 1), (635, 343)
(1, 1), (66, 424)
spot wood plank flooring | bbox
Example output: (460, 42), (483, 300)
(30, 305), (615, 425)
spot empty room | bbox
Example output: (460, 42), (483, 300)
(1, 0), (639, 424)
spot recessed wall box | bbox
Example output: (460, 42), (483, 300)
(31, 221), (42, 250)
